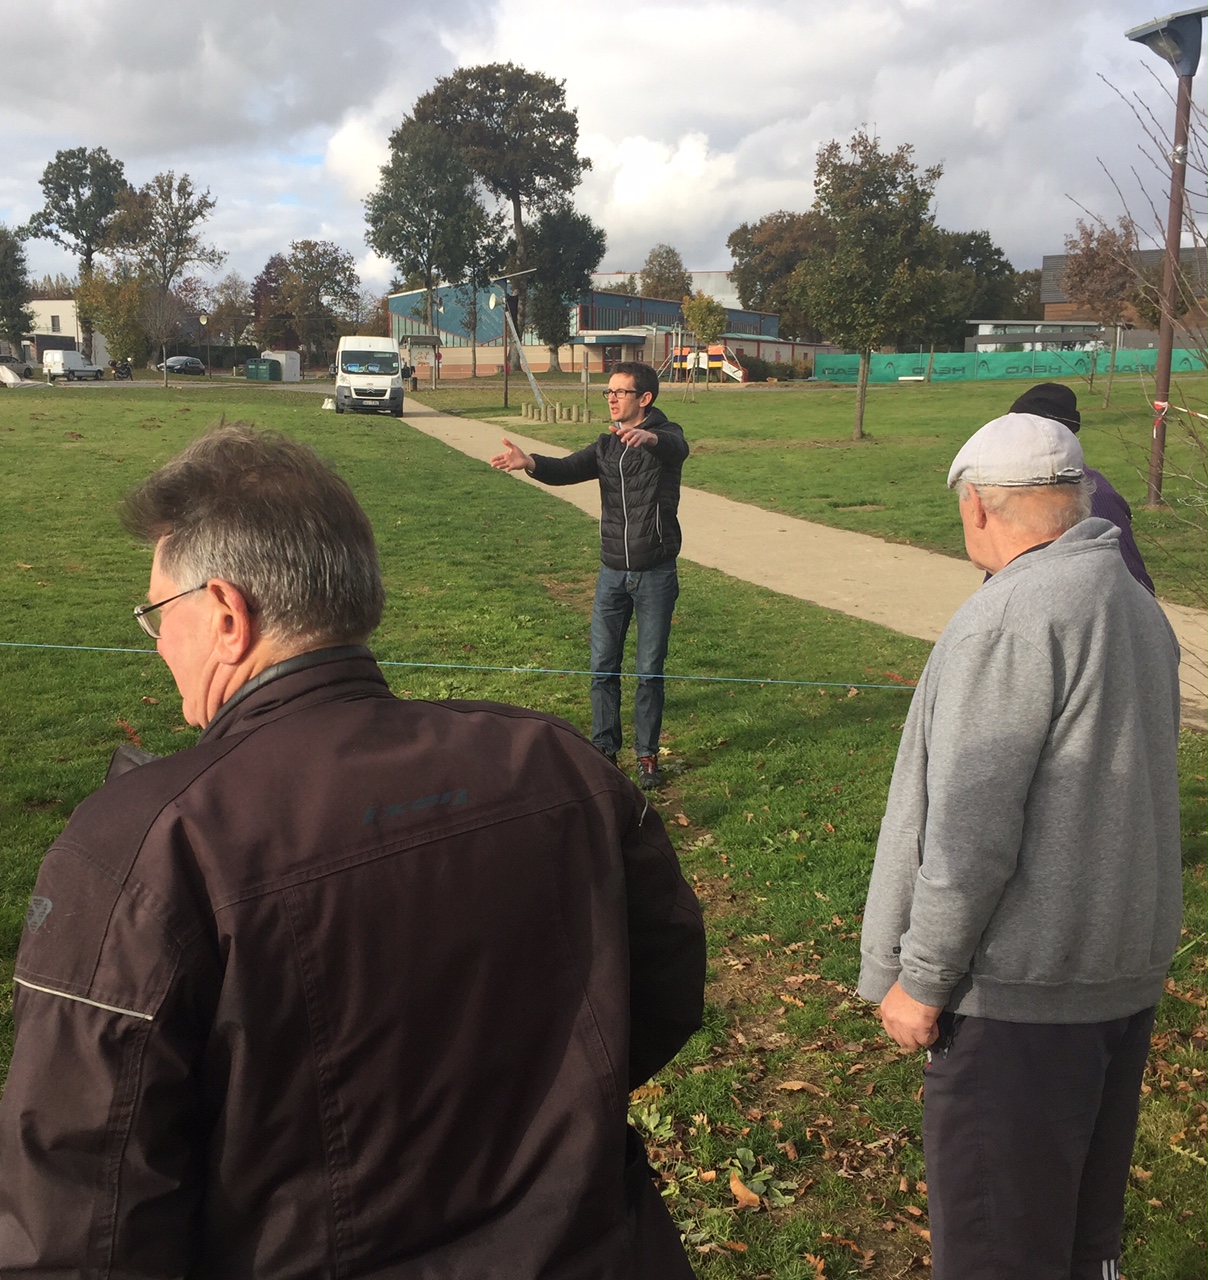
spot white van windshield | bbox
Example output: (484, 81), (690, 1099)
(340, 350), (399, 375)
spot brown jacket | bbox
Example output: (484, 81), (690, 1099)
(0, 649), (705, 1278)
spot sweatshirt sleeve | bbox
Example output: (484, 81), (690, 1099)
(530, 441), (602, 486)
(623, 800), (706, 1088)
(894, 628), (1055, 1008)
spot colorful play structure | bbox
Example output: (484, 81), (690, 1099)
(666, 344), (748, 382)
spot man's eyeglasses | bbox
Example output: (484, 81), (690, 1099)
(602, 389), (640, 400)
(134, 585), (206, 639)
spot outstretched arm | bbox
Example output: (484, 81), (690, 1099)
(490, 438), (534, 474)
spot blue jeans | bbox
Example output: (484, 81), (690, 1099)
(589, 561), (679, 759)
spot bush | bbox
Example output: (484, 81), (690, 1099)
(737, 355), (813, 382)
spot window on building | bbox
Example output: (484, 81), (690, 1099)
(50, 315), (61, 333)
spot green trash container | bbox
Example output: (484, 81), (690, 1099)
(245, 358), (283, 382)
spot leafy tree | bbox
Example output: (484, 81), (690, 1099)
(23, 146), (128, 357)
(28, 273), (79, 299)
(726, 211), (833, 339)
(345, 288), (392, 336)
(527, 205), (606, 371)
(639, 244), (692, 302)
(456, 207), (508, 377)
(412, 63), (589, 271)
(597, 274), (638, 295)
(681, 291), (728, 387)
(793, 129), (943, 439)
(75, 267), (150, 364)
(0, 226), (35, 349)
(1062, 215), (1138, 399)
(250, 254), (299, 350)
(280, 239), (360, 367)
(108, 171), (225, 293)
(915, 229), (1018, 351)
(365, 119), (482, 326)
(1126, 255), (1199, 335)
(208, 272), (254, 349)
(1004, 268), (1042, 320)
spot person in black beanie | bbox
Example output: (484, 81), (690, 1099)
(1008, 383), (1154, 593)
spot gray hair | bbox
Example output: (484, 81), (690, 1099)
(956, 476), (1095, 536)
(122, 423), (384, 647)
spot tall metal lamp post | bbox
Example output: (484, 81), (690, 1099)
(1124, 6), (1205, 506)
(199, 314), (210, 378)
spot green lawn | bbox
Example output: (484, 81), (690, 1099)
(0, 383), (1203, 1278)
(416, 373), (1207, 608)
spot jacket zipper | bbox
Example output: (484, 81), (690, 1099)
(619, 445), (631, 569)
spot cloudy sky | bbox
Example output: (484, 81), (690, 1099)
(2, 0), (1203, 295)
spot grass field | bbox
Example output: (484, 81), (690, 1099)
(414, 372), (1208, 608)
(0, 383), (1203, 1278)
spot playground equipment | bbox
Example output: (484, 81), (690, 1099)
(670, 344), (747, 383)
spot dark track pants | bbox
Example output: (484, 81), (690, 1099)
(922, 1008), (1155, 1280)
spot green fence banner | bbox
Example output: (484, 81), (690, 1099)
(814, 349), (1206, 384)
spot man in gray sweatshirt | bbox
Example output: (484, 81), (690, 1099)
(858, 412), (1182, 1280)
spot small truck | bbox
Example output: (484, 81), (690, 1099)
(44, 350), (106, 381)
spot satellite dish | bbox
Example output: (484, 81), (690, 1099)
(488, 294), (498, 310)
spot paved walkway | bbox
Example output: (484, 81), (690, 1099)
(399, 397), (1207, 728)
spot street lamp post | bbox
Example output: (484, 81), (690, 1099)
(1124, 6), (1205, 507)
(199, 314), (210, 378)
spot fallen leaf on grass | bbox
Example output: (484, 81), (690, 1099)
(698, 1169), (717, 1182)
(116, 718), (143, 747)
(778, 1080), (827, 1096)
(141, 696), (160, 705)
(802, 1253), (827, 1277)
(16, 562), (32, 569)
(672, 813), (690, 827)
(729, 1168), (761, 1209)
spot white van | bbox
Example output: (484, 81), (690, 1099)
(334, 336), (404, 417)
(44, 350), (105, 381)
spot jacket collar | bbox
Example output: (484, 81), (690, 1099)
(200, 645), (386, 741)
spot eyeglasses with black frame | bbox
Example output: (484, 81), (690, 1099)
(134, 585), (207, 639)
(602, 388), (640, 400)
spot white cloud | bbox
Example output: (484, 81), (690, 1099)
(1, 0), (1201, 292)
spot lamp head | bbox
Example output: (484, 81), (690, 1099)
(1125, 7), (1205, 77)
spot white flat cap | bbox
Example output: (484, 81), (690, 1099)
(947, 413), (1085, 489)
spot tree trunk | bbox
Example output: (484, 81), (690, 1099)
(547, 345), (562, 373)
(1102, 327), (1118, 408)
(853, 349), (870, 440)
(1086, 341), (1096, 392)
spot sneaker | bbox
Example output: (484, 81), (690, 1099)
(636, 755), (664, 790)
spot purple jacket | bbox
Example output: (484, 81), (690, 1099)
(1086, 467), (1154, 595)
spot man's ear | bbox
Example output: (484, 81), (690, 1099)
(966, 486), (990, 530)
(206, 580), (256, 665)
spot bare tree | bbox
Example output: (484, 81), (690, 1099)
(141, 288), (187, 386)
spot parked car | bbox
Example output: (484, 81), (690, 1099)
(0, 353), (35, 378)
(158, 356), (206, 375)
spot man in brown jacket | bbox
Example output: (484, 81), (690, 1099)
(0, 425), (705, 1278)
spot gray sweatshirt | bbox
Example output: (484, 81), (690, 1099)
(858, 519), (1182, 1023)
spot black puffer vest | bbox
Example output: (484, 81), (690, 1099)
(530, 407), (688, 571)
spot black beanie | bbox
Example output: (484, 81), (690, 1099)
(1009, 383), (1081, 434)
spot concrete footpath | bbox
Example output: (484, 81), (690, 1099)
(399, 397), (1207, 728)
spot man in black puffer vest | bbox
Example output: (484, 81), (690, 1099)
(492, 362), (688, 789)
